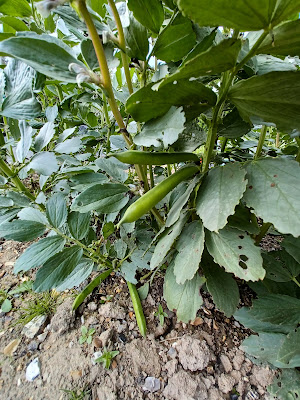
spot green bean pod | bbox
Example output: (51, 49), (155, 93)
(127, 281), (147, 337)
(107, 150), (199, 165)
(118, 164), (200, 226)
(72, 268), (113, 310)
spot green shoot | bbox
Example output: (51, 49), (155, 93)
(154, 304), (168, 327)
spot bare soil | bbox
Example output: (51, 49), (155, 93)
(0, 239), (276, 400)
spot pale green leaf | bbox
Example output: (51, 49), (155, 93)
(46, 193), (68, 229)
(196, 163), (247, 232)
(27, 152), (59, 176)
(96, 158), (128, 183)
(173, 220), (204, 284)
(206, 227), (265, 281)
(14, 236), (65, 273)
(67, 211), (90, 240)
(0, 220), (46, 242)
(71, 183), (128, 214)
(243, 158), (300, 237)
(202, 254), (240, 317)
(268, 369), (300, 399)
(0, 33), (84, 82)
(163, 263), (205, 323)
(34, 122), (55, 152)
(33, 246), (83, 292)
(55, 258), (94, 291)
(134, 107), (185, 148)
(150, 212), (189, 270)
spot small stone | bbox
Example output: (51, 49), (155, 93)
(3, 338), (20, 356)
(98, 303), (126, 320)
(143, 377), (161, 393)
(22, 315), (47, 339)
(87, 302), (97, 311)
(232, 350), (245, 370)
(167, 347), (177, 358)
(37, 332), (48, 342)
(99, 328), (114, 347)
(26, 358), (41, 382)
(220, 354), (232, 373)
(27, 341), (39, 352)
(91, 351), (102, 366)
(118, 333), (127, 344)
(217, 374), (235, 394)
(164, 360), (178, 376)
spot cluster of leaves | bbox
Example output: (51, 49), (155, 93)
(0, 1), (299, 395)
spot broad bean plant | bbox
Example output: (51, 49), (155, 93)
(0, 0), (299, 389)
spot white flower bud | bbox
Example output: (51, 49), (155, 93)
(36, 0), (68, 18)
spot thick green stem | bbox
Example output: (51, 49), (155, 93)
(255, 125), (268, 160)
(255, 222), (272, 244)
(0, 129), (5, 146)
(108, 0), (133, 94)
(0, 158), (36, 202)
(149, 165), (154, 189)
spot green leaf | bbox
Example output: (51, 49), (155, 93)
(68, 211), (90, 240)
(56, 258), (94, 291)
(34, 122), (55, 152)
(229, 71), (300, 132)
(202, 254), (240, 317)
(150, 212), (189, 270)
(96, 158), (128, 183)
(206, 227), (265, 281)
(102, 221), (115, 239)
(0, 220), (46, 242)
(124, 13), (149, 61)
(196, 163), (247, 232)
(255, 54), (297, 76)
(268, 369), (300, 399)
(71, 183), (128, 214)
(166, 175), (200, 227)
(27, 152), (59, 176)
(46, 193), (68, 229)
(6, 191), (30, 207)
(243, 158), (300, 238)
(227, 204), (260, 235)
(278, 328), (300, 367)
(120, 261), (138, 284)
(128, 0), (164, 34)
(0, 0), (31, 17)
(172, 121), (206, 151)
(157, 39), (242, 88)
(134, 107), (186, 148)
(0, 298), (12, 313)
(33, 246), (83, 292)
(81, 39), (98, 70)
(217, 109), (252, 139)
(14, 236), (66, 273)
(0, 33), (84, 82)
(18, 207), (48, 225)
(163, 263), (205, 323)
(173, 220), (204, 284)
(70, 172), (109, 191)
(176, 0), (300, 31)
(126, 79), (216, 122)
(259, 19), (300, 57)
(282, 235), (300, 266)
(235, 294), (300, 333)
(55, 137), (82, 154)
(16, 121), (32, 163)
(0, 196), (13, 207)
(0, 16), (29, 32)
(1, 59), (41, 120)
(262, 250), (300, 282)
(241, 332), (289, 368)
(152, 12), (196, 63)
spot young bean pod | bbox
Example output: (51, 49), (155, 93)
(127, 281), (147, 337)
(72, 268), (113, 310)
(118, 164), (200, 226)
(107, 150), (199, 165)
